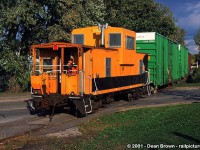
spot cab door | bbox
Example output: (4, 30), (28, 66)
(61, 47), (79, 95)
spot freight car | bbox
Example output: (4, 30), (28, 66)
(28, 25), (149, 116)
(136, 32), (189, 92)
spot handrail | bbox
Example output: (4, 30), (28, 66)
(35, 64), (78, 67)
(34, 64), (78, 75)
(36, 65), (60, 66)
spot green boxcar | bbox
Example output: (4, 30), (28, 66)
(180, 46), (189, 78)
(136, 32), (188, 88)
(184, 47), (189, 76)
(170, 42), (180, 81)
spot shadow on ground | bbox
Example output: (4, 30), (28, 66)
(159, 89), (200, 101)
(172, 131), (200, 144)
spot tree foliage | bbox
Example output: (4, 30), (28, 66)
(0, 0), (106, 52)
(194, 28), (200, 51)
(0, 0), (186, 92)
(0, 0), (106, 92)
(104, 0), (185, 44)
(0, 49), (30, 92)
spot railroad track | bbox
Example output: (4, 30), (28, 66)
(0, 99), (136, 141)
(1, 87), (200, 141)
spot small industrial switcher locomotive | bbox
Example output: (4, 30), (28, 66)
(28, 24), (149, 116)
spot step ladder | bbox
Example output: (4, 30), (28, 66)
(83, 98), (93, 114)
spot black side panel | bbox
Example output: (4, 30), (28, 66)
(92, 73), (147, 92)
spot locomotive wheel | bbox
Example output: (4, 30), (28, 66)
(132, 92), (139, 100)
(75, 107), (86, 118)
(128, 93), (133, 101)
(151, 86), (157, 94)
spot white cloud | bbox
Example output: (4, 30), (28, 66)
(186, 2), (200, 13)
(185, 38), (199, 54)
(178, 2), (200, 54)
(187, 44), (199, 54)
(178, 2), (200, 29)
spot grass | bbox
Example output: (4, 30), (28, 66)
(1, 103), (200, 150)
(66, 103), (200, 150)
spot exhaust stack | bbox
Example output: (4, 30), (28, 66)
(98, 23), (108, 47)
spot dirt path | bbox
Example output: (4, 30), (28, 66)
(0, 92), (31, 101)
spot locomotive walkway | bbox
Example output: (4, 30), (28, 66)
(0, 86), (200, 140)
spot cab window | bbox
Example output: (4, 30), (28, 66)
(43, 58), (53, 73)
(109, 33), (121, 47)
(139, 60), (144, 74)
(73, 34), (84, 44)
(106, 58), (111, 77)
(126, 36), (134, 50)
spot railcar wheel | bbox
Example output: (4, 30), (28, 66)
(128, 93), (133, 101)
(133, 92), (139, 100)
(75, 107), (86, 118)
(151, 86), (157, 94)
(132, 89), (140, 100)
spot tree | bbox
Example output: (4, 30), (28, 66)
(0, 0), (106, 92)
(20, 0), (105, 43)
(104, 0), (185, 44)
(0, 0), (45, 92)
(169, 26), (186, 45)
(0, 0), (186, 92)
(192, 28), (200, 83)
(194, 28), (200, 50)
(0, 0), (106, 49)
(0, 49), (30, 92)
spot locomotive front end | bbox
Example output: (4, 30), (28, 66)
(28, 42), (85, 115)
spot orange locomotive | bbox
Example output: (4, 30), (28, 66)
(28, 24), (149, 116)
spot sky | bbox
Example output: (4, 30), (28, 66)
(155, 0), (200, 54)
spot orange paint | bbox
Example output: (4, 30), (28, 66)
(31, 26), (147, 97)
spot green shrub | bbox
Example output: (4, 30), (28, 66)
(191, 68), (200, 83)
(0, 49), (30, 92)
